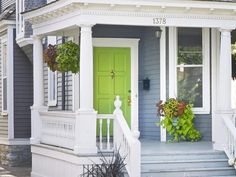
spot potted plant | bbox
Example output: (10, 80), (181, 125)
(43, 44), (58, 72)
(157, 98), (201, 142)
(56, 41), (80, 73)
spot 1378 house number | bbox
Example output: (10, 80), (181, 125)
(153, 18), (167, 25)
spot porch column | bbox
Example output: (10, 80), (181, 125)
(30, 36), (45, 144)
(214, 28), (233, 150)
(218, 28), (232, 110)
(74, 24), (97, 154)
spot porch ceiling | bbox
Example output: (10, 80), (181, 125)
(23, 0), (236, 36)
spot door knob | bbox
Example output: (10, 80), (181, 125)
(110, 70), (115, 79)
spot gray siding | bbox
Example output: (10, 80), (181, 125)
(139, 28), (160, 140)
(13, 29), (33, 138)
(1, 0), (14, 12)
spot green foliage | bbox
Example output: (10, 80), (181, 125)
(56, 41), (80, 73)
(157, 98), (201, 142)
(178, 47), (202, 65)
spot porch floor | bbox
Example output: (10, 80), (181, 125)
(141, 139), (215, 155)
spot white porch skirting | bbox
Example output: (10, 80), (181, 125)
(31, 144), (101, 177)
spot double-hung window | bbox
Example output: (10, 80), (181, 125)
(170, 27), (210, 114)
(1, 38), (7, 113)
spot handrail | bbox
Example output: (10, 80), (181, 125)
(223, 116), (236, 138)
(113, 96), (141, 177)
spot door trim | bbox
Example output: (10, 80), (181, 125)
(93, 38), (139, 133)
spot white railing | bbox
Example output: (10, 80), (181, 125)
(113, 96), (141, 177)
(39, 111), (76, 149)
(222, 111), (236, 164)
(97, 114), (114, 151)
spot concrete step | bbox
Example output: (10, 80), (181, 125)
(141, 150), (236, 177)
(141, 167), (236, 177)
(142, 159), (229, 171)
(141, 151), (227, 161)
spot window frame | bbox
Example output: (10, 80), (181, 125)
(1, 37), (7, 114)
(170, 27), (210, 114)
(47, 36), (58, 107)
(48, 70), (58, 107)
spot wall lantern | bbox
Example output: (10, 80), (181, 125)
(143, 78), (150, 90)
(155, 29), (162, 38)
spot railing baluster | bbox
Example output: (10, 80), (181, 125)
(99, 119), (103, 150)
(107, 119), (110, 150)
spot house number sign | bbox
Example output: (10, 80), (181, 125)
(153, 18), (167, 25)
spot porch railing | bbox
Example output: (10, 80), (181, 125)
(222, 110), (236, 165)
(97, 114), (114, 151)
(113, 96), (141, 177)
(40, 111), (76, 149)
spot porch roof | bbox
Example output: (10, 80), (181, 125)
(23, 0), (236, 36)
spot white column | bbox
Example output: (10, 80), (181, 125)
(79, 24), (94, 111)
(218, 29), (232, 110)
(214, 28), (233, 150)
(30, 36), (45, 144)
(160, 27), (167, 142)
(74, 24), (97, 154)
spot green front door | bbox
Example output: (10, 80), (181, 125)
(94, 47), (131, 127)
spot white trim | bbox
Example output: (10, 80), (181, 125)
(48, 70), (58, 107)
(7, 26), (14, 139)
(169, 27), (210, 114)
(211, 28), (220, 146)
(0, 138), (30, 145)
(160, 27), (166, 142)
(92, 38), (139, 133)
(169, 27), (177, 98)
(47, 36), (58, 107)
(72, 73), (79, 111)
(1, 36), (7, 114)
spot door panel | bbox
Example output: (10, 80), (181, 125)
(94, 47), (131, 133)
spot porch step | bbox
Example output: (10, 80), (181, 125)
(141, 151), (236, 177)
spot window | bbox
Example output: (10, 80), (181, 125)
(47, 36), (57, 106)
(1, 39), (7, 112)
(170, 28), (210, 114)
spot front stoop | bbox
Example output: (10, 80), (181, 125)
(141, 151), (236, 177)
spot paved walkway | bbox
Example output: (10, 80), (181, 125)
(0, 166), (31, 177)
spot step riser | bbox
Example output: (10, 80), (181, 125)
(142, 161), (229, 171)
(141, 169), (236, 177)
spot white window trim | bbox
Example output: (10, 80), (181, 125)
(1, 37), (7, 114)
(169, 27), (210, 114)
(48, 70), (58, 107)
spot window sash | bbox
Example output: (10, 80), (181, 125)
(1, 41), (7, 112)
(169, 27), (210, 114)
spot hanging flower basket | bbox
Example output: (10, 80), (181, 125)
(43, 44), (59, 72)
(56, 41), (80, 74)
(43, 41), (80, 73)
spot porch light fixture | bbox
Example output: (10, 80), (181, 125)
(155, 29), (162, 38)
